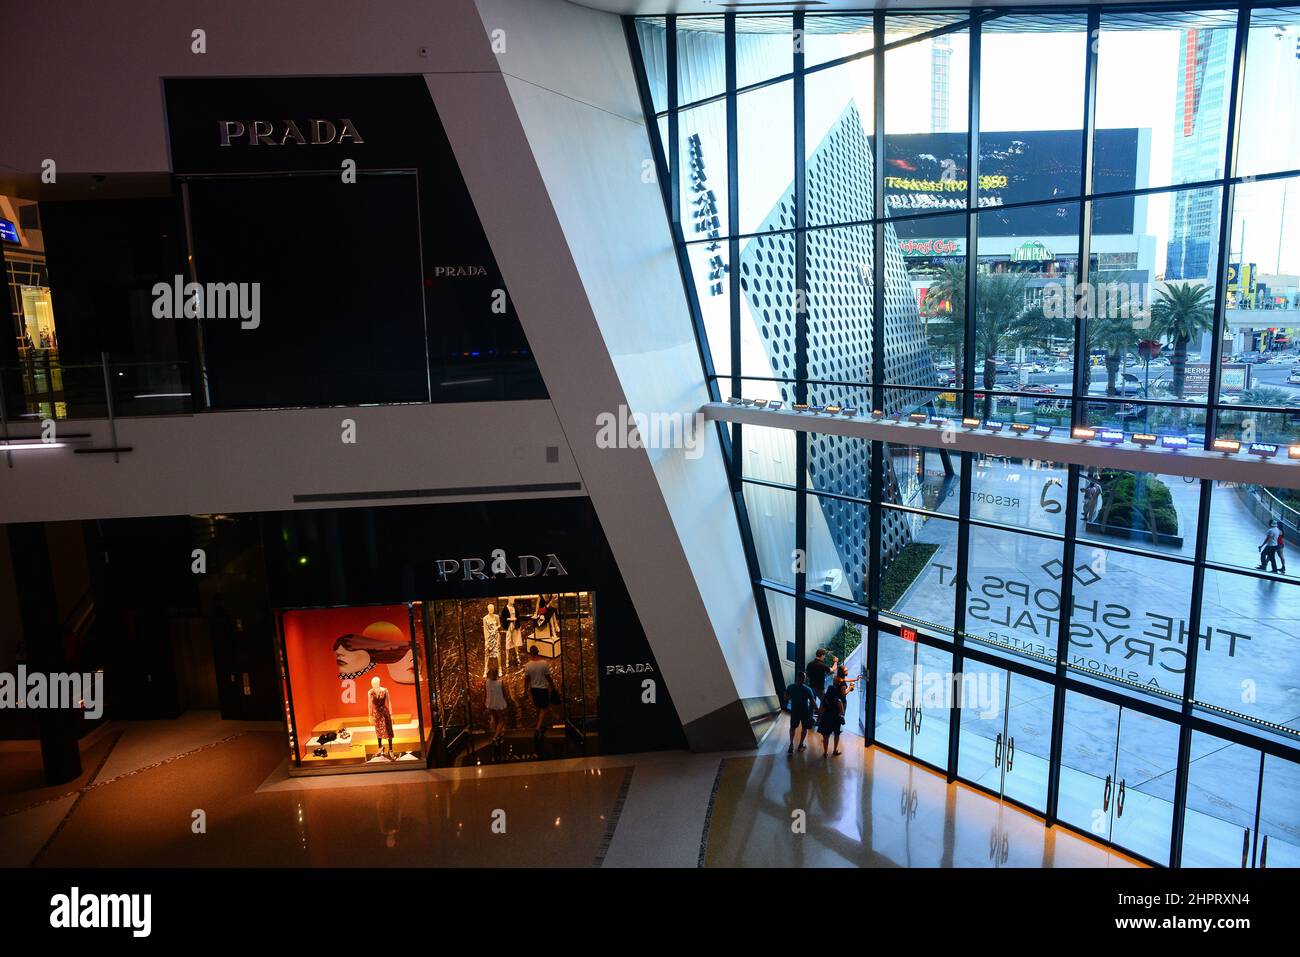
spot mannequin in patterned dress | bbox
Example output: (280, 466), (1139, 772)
(482, 603), (502, 677)
(369, 676), (395, 757)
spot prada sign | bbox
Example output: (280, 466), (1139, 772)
(436, 553), (569, 582)
(218, 118), (364, 147)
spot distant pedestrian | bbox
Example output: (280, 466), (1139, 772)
(1082, 479), (1102, 524)
(1259, 521), (1281, 573)
(1277, 525), (1288, 574)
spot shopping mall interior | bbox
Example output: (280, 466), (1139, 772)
(0, 0), (1297, 913)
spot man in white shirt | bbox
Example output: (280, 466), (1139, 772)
(1260, 522), (1282, 573)
(523, 646), (555, 755)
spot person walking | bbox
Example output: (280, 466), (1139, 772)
(815, 668), (847, 759)
(784, 671), (817, 754)
(485, 664), (510, 748)
(1259, 521), (1282, 573)
(1082, 477), (1103, 524)
(523, 645), (556, 756)
(1278, 526), (1288, 574)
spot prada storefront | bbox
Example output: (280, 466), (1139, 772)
(267, 498), (683, 776)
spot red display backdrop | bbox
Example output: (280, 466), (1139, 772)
(280, 605), (420, 748)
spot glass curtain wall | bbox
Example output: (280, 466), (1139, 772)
(631, 5), (1300, 868)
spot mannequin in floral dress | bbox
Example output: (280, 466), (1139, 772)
(482, 603), (502, 677)
(369, 675), (395, 757)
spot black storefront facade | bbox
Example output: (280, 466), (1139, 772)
(4, 73), (688, 781)
(263, 496), (686, 775)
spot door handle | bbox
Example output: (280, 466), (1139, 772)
(1261, 834), (1269, 869)
(1116, 778), (1125, 817)
(1242, 829), (1251, 868)
(1103, 774), (1112, 812)
(1007, 736), (1015, 773)
(904, 706), (912, 731)
(994, 732), (1003, 768)
(915, 707), (923, 732)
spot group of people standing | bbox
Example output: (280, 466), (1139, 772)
(784, 648), (856, 759)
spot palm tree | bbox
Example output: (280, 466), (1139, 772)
(974, 272), (1036, 417)
(922, 262), (966, 382)
(1092, 313), (1137, 396)
(922, 268), (1039, 417)
(1150, 282), (1214, 399)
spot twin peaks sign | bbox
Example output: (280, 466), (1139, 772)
(218, 118), (364, 147)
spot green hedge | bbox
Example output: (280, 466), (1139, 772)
(1094, 471), (1178, 535)
(880, 542), (940, 610)
(826, 621), (863, 661)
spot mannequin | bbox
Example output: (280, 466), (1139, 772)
(534, 595), (556, 639)
(482, 602), (502, 677)
(502, 598), (521, 667)
(368, 675), (395, 758)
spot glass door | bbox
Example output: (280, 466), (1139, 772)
(873, 630), (952, 770)
(1182, 735), (1300, 868)
(1058, 691), (1179, 864)
(956, 661), (1053, 813)
(1258, 754), (1300, 868)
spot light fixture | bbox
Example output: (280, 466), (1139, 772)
(1130, 433), (1157, 447)
(1071, 426), (1097, 442)
(871, 409), (884, 420)
(1097, 429), (1123, 445)
(753, 399), (768, 408)
(768, 401), (784, 411)
(1212, 438), (1241, 455)
(741, 397), (756, 406)
(1160, 435), (1189, 451)
(929, 415), (950, 427)
(809, 404), (826, 414)
(908, 412), (927, 423)
(726, 397), (743, 405)
(0, 441), (68, 451)
(1034, 425), (1052, 437)
(1010, 422), (1032, 435)
(1248, 442), (1279, 459)
(1289, 445), (1300, 460)
(840, 407), (858, 417)
(961, 417), (981, 430)
(792, 403), (809, 412)
(985, 420), (1005, 432)
(823, 404), (842, 414)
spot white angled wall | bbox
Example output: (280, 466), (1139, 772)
(429, 0), (776, 743)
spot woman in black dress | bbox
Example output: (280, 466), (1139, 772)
(816, 669), (847, 758)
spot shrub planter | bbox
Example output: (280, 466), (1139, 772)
(1083, 521), (1183, 549)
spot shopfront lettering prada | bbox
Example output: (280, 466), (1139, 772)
(218, 118), (364, 147)
(436, 553), (568, 582)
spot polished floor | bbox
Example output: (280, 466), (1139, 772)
(0, 711), (1141, 868)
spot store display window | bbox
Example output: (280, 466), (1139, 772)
(421, 592), (598, 764)
(277, 604), (431, 774)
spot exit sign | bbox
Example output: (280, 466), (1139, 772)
(901, 627), (917, 643)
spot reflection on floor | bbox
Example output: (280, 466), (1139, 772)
(451, 727), (600, 767)
(705, 728), (1142, 868)
(0, 710), (1143, 868)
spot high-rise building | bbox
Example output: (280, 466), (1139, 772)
(1166, 27), (1231, 279)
